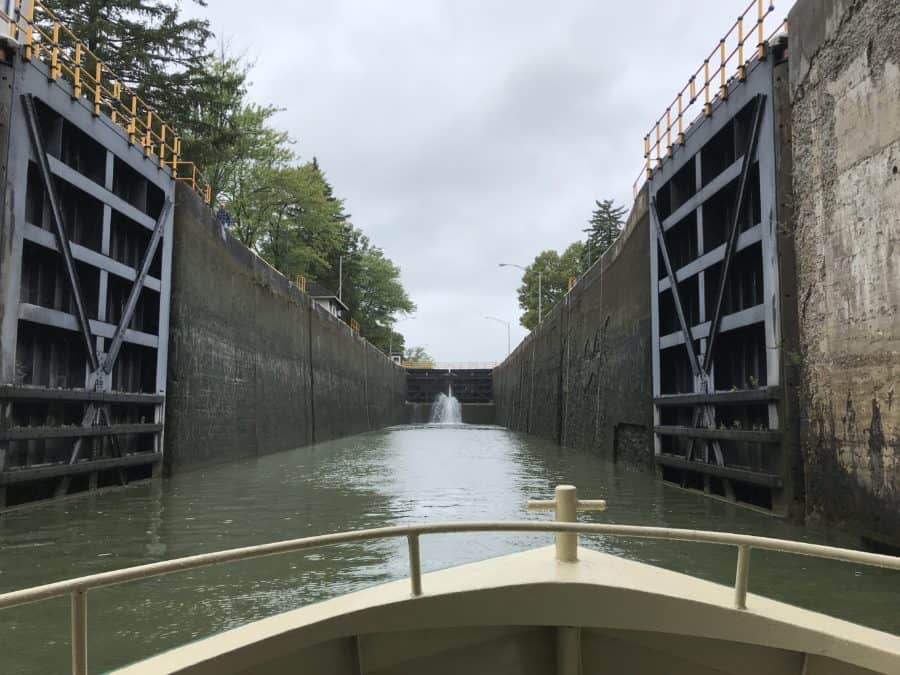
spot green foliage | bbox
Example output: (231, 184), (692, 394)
(254, 162), (346, 281)
(43, 0), (212, 133)
(351, 245), (415, 352)
(517, 242), (585, 330)
(178, 53), (289, 201)
(47, 2), (415, 353)
(583, 199), (627, 267)
(403, 346), (433, 363)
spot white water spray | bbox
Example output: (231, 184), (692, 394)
(430, 386), (462, 424)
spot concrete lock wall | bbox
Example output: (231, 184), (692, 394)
(789, 0), (900, 546)
(493, 188), (653, 467)
(164, 183), (406, 472)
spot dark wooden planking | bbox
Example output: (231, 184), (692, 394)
(0, 453), (161, 485)
(655, 453), (783, 487)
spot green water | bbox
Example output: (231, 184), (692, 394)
(1, 425), (897, 674)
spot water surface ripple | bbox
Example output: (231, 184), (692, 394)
(1, 425), (897, 673)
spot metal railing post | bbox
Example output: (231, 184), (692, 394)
(734, 545), (751, 609)
(71, 589), (87, 675)
(407, 534), (422, 597)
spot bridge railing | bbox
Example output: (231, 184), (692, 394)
(0, 520), (898, 674)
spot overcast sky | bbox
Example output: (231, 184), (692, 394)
(192, 1), (760, 363)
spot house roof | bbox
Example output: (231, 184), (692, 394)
(307, 280), (349, 312)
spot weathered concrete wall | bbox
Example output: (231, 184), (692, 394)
(789, 0), (900, 546)
(493, 188), (652, 466)
(164, 183), (406, 472)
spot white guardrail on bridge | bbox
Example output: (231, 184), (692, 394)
(1, 514), (898, 674)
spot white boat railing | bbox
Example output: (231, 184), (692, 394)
(2, 516), (899, 673)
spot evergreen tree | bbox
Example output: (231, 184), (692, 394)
(42, 1), (212, 131)
(583, 199), (627, 267)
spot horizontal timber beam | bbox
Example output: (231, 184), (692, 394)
(0, 423), (163, 441)
(0, 453), (161, 485)
(0, 386), (163, 405)
(654, 425), (781, 444)
(656, 453), (783, 487)
(655, 387), (782, 407)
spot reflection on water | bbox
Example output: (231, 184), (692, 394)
(1, 425), (898, 673)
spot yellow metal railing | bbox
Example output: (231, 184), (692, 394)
(295, 274), (308, 293)
(350, 318), (361, 335)
(633, 0), (787, 196)
(1, 0), (212, 205)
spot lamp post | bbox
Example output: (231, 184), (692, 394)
(483, 316), (511, 357)
(499, 263), (542, 324)
(338, 255), (343, 301)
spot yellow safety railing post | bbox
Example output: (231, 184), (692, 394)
(23, 0), (35, 61)
(677, 93), (684, 145)
(644, 135), (651, 179)
(128, 96), (137, 145)
(144, 110), (152, 156)
(92, 63), (101, 115)
(737, 16), (746, 81)
(719, 39), (727, 99)
(757, 0), (765, 59)
(703, 60), (711, 117)
(159, 125), (167, 164)
(655, 121), (661, 162)
(50, 23), (60, 80)
(72, 43), (82, 99)
(665, 107), (672, 155)
(111, 81), (120, 124)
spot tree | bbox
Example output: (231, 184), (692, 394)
(583, 199), (627, 267)
(351, 245), (415, 352)
(517, 242), (585, 330)
(256, 161), (346, 280)
(178, 52), (289, 202)
(43, 0), (212, 133)
(403, 347), (433, 363)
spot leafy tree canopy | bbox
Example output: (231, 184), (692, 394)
(517, 242), (584, 330)
(46, 2), (416, 356)
(403, 346), (433, 363)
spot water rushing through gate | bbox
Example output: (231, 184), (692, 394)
(1, 425), (898, 674)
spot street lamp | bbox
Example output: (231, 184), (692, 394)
(499, 262), (542, 324)
(483, 316), (511, 357)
